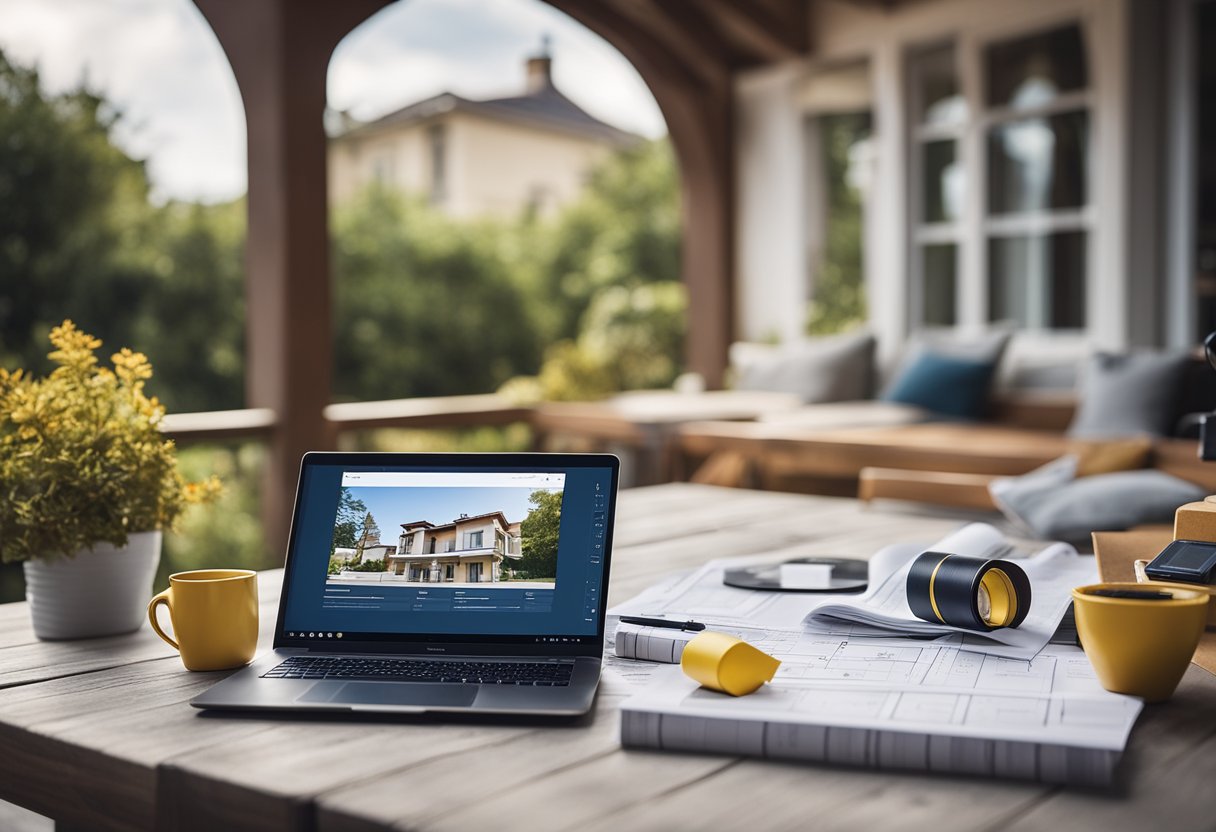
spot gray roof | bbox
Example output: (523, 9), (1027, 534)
(335, 85), (639, 148)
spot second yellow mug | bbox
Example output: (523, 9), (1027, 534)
(148, 569), (258, 671)
(1073, 582), (1207, 702)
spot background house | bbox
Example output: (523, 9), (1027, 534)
(327, 43), (640, 219)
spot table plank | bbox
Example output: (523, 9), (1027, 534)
(574, 755), (1049, 832)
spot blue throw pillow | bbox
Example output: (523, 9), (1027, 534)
(882, 350), (996, 420)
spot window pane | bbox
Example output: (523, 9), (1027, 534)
(911, 44), (966, 125)
(986, 24), (1087, 109)
(987, 111), (1088, 214)
(988, 231), (1086, 329)
(922, 140), (963, 222)
(921, 244), (957, 326)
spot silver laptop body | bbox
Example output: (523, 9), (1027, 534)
(193, 452), (618, 717)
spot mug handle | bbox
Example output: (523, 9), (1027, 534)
(147, 590), (179, 651)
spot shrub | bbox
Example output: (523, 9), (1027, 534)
(0, 321), (220, 562)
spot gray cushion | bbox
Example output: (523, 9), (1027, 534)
(990, 459), (1204, 542)
(1068, 351), (1189, 438)
(731, 331), (876, 404)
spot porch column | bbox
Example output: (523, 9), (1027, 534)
(193, 0), (389, 557)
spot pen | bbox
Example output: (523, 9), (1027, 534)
(619, 615), (706, 631)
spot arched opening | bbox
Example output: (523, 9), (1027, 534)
(324, 0), (682, 422)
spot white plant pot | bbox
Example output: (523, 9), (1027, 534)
(23, 530), (163, 640)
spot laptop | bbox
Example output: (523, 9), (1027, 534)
(192, 451), (618, 716)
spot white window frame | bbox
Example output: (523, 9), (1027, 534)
(907, 41), (966, 330)
(906, 17), (1096, 336)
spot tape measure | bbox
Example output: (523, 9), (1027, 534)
(906, 552), (1032, 631)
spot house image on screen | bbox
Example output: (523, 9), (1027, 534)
(390, 512), (522, 583)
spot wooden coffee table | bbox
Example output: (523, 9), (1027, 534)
(1, 485), (1214, 831)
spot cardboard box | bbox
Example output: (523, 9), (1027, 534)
(1175, 497), (1216, 543)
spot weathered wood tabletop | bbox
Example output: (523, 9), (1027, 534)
(2, 484), (1216, 832)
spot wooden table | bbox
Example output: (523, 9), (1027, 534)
(532, 391), (802, 486)
(2, 484), (1216, 831)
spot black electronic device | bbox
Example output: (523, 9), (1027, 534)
(1144, 539), (1216, 585)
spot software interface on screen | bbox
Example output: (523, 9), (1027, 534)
(281, 463), (613, 642)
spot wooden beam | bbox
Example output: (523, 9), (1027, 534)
(324, 394), (532, 432)
(162, 408), (278, 442)
(192, 0), (390, 557)
(604, 0), (729, 87)
(699, 0), (810, 64)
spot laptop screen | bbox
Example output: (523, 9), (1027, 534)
(276, 453), (617, 650)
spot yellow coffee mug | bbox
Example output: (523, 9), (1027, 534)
(148, 569), (259, 671)
(1073, 582), (1208, 702)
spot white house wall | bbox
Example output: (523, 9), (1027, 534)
(444, 113), (616, 220)
(735, 0), (1141, 361)
(736, 64), (810, 344)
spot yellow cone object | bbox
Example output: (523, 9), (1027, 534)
(680, 631), (781, 696)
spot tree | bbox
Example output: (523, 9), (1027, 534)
(0, 47), (246, 413)
(0, 49), (150, 375)
(530, 139), (681, 344)
(330, 187), (544, 402)
(331, 487), (367, 556)
(498, 140), (685, 402)
(518, 489), (562, 579)
(354, 511), (380, 562)
(501, 281), (687, 402)
(126, 200), (246, 411)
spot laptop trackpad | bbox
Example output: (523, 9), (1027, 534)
(298, 681), (478, 708)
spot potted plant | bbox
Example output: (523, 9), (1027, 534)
(0, 321), (220, 639)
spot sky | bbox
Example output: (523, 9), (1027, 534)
(0, 0), (664, 204)
(344, 485), (563, 544)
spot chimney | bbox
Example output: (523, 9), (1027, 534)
(525, 35), (553, 95)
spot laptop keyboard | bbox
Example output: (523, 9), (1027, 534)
(262, 656), (574, 686)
